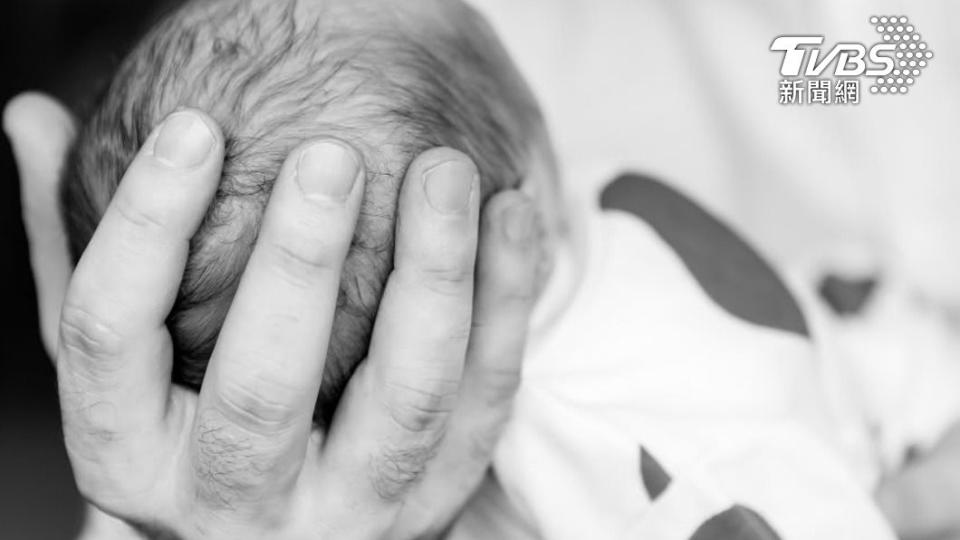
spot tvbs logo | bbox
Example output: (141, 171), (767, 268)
(771, 15), (932, 103)
(771, 36), (894, 77)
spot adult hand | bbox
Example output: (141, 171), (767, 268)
(5, 92), (540, 539)
(877, 422), (960, 540)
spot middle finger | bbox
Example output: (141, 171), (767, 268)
(192, 140), (364, 508)
(315, 148), (479, 525)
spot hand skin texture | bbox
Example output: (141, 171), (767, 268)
(5, 92), (540, 540)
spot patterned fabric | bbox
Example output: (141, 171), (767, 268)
(600, 173), (807, 337)
(450, 176), (895, 539)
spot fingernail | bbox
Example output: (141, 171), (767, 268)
(297, 141), (360, 201)
(154, 112), (214, 168)
(423, 160), (476, 214)
(503, 200), (535, 244)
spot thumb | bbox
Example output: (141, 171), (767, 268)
(76, 505), (142, 540)
(3, 91), (76, 358)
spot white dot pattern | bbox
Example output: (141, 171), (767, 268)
(872, 15), (932, 95)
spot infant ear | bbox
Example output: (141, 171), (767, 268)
(4, 91), (77, 358)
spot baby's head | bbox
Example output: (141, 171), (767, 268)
(61, 0), (555, 424)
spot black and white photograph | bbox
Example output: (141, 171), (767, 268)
(2, 1), (959, 539)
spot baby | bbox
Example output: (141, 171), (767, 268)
(61, 0), (901, 538)
(62, 0), (556, 427)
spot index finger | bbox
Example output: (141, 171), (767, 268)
(58, 109), (223, 457)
